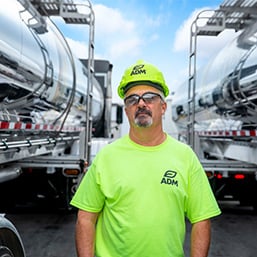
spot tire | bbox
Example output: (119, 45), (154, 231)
(0, 246), (14, 257)
(0, 216), (25, 257)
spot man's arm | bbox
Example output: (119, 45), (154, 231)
(75, 209), (99, 257)
(190, 219), (211, 257)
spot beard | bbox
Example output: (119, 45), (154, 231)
(134, 108), (153, 128)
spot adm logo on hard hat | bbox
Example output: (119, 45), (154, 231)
(130, 64), (146, 76)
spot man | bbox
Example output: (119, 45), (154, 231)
(70, 60), (221, 257)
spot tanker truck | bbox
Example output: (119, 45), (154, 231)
(0, 1), (122, 255)
(172, 2), (257, 210)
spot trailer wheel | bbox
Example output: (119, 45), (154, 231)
(0, 246), (14, 257)
(0, 217), (25, 257)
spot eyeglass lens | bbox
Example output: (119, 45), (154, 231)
(124, 92), (162, 106)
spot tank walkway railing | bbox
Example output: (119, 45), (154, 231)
(17, 155), (82, 170)
(0, 131), (80, 165)
(201, 159), (257, 174)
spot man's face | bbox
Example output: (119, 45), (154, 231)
(124, 85), (167, 128)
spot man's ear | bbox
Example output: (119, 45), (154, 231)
(161, 102), (167, 115)
(124, 106), (128, 116)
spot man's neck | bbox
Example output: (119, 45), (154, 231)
(129, 127), (166, 146)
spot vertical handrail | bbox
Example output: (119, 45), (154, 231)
(187, 10), (225, 150)
(85, 5), (95, 164)
(187, 20), (197, 149)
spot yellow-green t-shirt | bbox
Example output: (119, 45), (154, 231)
(71, 134), (221, 257)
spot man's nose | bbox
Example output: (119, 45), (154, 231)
(138, 98), (146, 106)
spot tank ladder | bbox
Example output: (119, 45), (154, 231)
(188, 10), (225, 149)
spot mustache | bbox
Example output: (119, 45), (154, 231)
(135, 108), (152, 117)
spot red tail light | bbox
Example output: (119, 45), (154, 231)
(234, 174), (245, 180)
(215, 173), (223, 179)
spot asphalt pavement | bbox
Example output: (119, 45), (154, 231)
(5, 201), (257, 257)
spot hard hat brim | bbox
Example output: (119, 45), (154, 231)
(123, 81), (164, 97)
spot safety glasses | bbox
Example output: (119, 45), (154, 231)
(124, 92), (164, 107)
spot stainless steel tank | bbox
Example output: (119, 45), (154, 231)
(0, 0), (104, 126)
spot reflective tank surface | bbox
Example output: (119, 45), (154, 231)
(0, 0), (104, 126)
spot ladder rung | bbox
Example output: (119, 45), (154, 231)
(189, 75), (194, 81)
(90, 66), (94, 73)
(189, 52), (195, 58)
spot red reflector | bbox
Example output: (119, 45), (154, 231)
(216, 173), (223, 179)
(234, 174), (245, 180)
(0, 121), (9, 129)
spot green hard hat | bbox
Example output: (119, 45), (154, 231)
(117, 60), (169, 99)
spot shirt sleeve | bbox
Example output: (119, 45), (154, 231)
(185, 149), (221, 223)
(70, 161), (105, 212)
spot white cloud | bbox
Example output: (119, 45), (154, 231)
(149, 33), (159, 42)
(144, 14), (162, 28)
(173, 9), (198, 52)
(94, 4), (135, 35)
(109, 38), (143, 60)
(66, 38), (88, 58)
(93, 4), (143, 60)
(92, 4), (166, 61)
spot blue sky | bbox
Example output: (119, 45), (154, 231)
(54, 0), (238, 103)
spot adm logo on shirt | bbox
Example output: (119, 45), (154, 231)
(160, 170), (178, 187)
